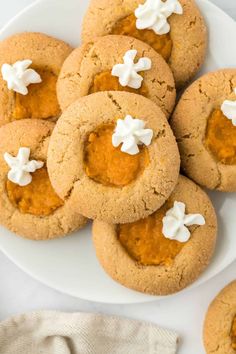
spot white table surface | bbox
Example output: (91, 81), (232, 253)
(0, 1), (235, 353)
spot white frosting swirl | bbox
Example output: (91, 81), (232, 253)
(221, 88), (236, 126)
(112, 115), (153, 155)
(4, 147), (44, 186)
(111, 49), (152, 89)
(1, 59), (42, 95)
(162, 201), (205, 243)
(135, 0), (183, 35)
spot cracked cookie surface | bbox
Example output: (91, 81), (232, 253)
(171, 69), (236, 192)
(0, 32), (72, 127)
(0, 119), (87, 240)
(47, 91), (180, 224)
(92, 175), (217, 295)
(57, 35), (176, 118)
(82, 0), (207, 88)
(204, 281), (236, 354)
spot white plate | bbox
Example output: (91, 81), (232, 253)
(0, 0), (235, 304)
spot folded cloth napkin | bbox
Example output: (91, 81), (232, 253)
(0, 311), (178, 354)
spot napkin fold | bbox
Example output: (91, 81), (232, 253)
(0, 311), (178, 354)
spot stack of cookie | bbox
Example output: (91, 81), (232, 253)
(0, 33), (87, 239)
(0, 0), (235, 305)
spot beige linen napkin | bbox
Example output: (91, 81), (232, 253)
(0, 311), (178, 354)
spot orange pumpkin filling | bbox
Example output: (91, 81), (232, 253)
(111, 14), (172, 61)
(118, 201), (185, 266)
(12, 69), (60, 120)
(83, 124), (149, 187)
(231, 316), (236, 350)
(6, 166), (64, 216)
(205, 109), (236, 165)
(89, 71), (148, 96)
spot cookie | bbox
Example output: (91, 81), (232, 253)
(0, 32), (72, 127)
(0, 119), (87, 240)
(92, 175), (217, 295)
(82, 0), (207, 88)
(171, 69), (236, 192)
(203, 281), (236, 354)
(47, 91), (180, 224)
(57, 35), (176, 118)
